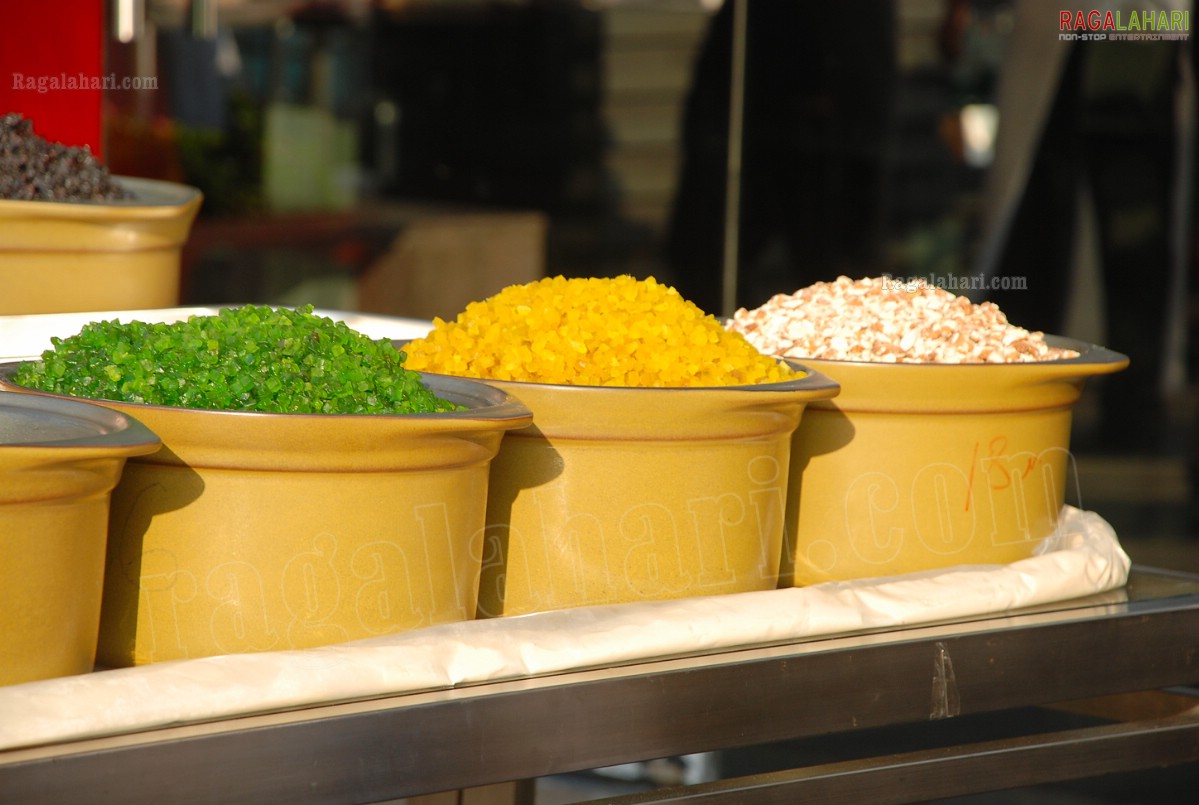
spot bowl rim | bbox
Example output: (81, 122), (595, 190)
(764, 334), (1129, 369)
(0, 388), (160, 450)
(0, 175), (202, 212)
(392, 341), (841, 397)
(463, 364), (841, 396)
(0, 363), (533, 425)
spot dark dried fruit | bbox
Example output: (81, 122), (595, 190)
(0, 113), (132, 202)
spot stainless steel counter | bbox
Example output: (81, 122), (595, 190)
(2, 567), (1197, 804)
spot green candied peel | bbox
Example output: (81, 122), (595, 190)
(12, 305), (463, 415)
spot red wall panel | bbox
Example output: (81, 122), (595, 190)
(0, 0), (106, 156)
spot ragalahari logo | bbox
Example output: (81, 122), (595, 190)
(1060, 6), (1191, 40)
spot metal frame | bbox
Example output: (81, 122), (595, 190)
(2, 568), (1197, 804)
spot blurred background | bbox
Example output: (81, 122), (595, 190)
(3, 0), (1022, 316)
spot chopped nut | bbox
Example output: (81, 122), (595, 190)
(728, 276), (1079, 364)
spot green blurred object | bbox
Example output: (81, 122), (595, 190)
(175, 89), (264, 217)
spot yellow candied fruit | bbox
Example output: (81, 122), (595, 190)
(403, 275), (802, 387)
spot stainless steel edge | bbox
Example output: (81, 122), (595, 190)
(1, 568), (1196, 805)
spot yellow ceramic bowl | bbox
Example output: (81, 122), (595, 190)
(0, 371), (531, 666)
(0, 177), (202, 315)
(784, 337), (1129, 585)
(0, 391), (160, 685)
(470, 368), (840, 617)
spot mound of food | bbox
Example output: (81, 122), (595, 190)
(0, 113), (131, 202)
(729, 276), (1079, 364)
(12, 305), (459, 415)
(402, 274), (802, 387)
